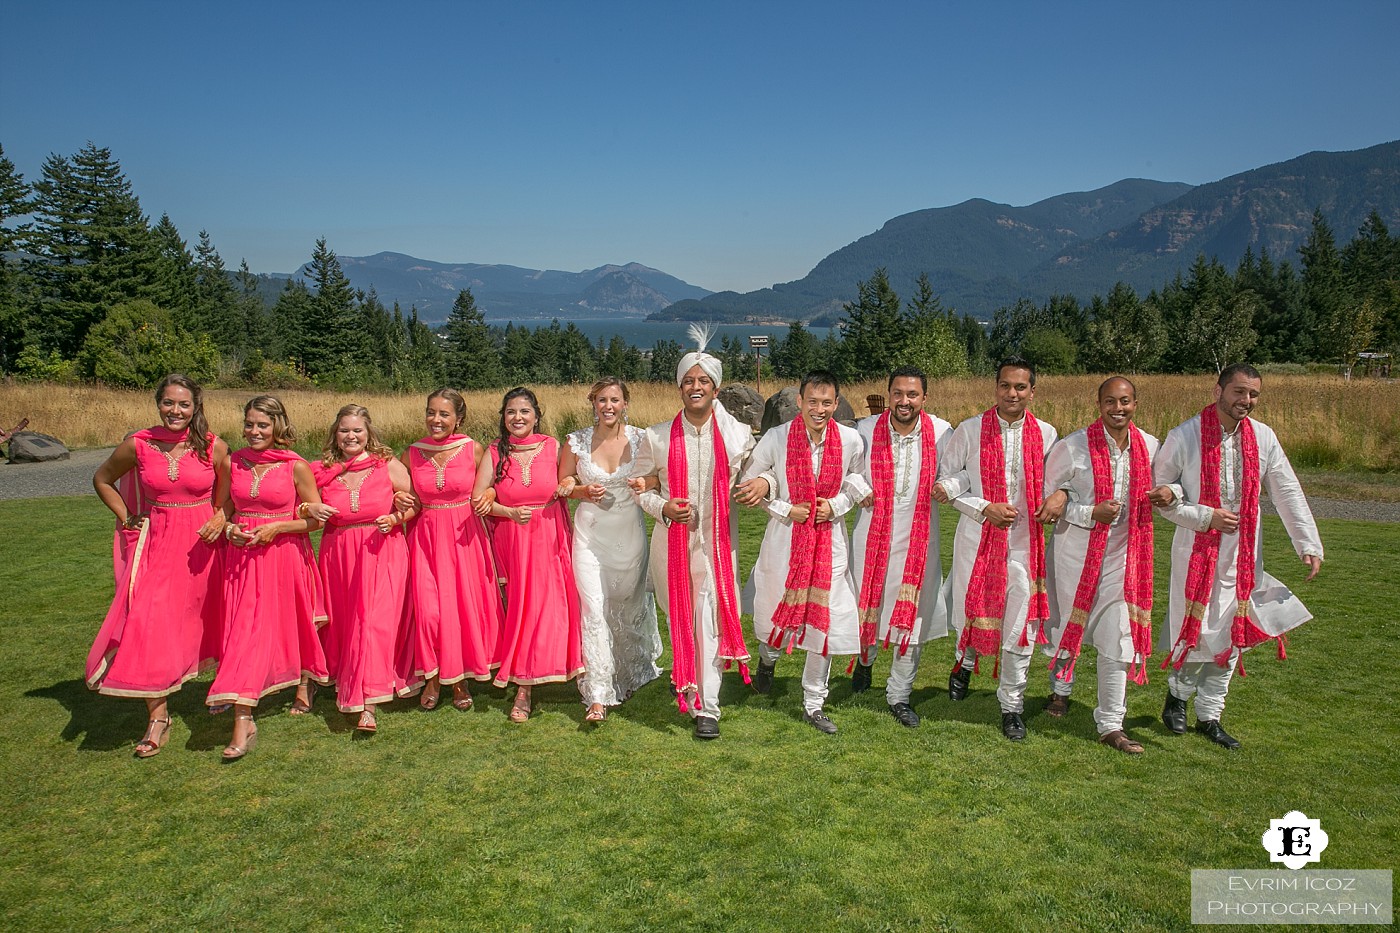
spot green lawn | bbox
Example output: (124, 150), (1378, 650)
(1, 497), (1395, 932)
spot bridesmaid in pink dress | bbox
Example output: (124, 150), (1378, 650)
(480, 387), (584, 722)
(401, 388), (505, 712)
(309, 404), (421, 733)
(88, 374), (228, 758)
(207, 396), (331, 761)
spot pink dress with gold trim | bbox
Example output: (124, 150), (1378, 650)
(489, 435), (584, 686)
(206, 450), (330, 707)
(85, 431), (223, 698)
(315, 459), (421, 712)
(406, 437), (505, 684)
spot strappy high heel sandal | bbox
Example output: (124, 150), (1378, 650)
(222, 715), (258, 761)
(134, 717), (173, 759)
(452, 685), (474, 711)
(509, 688), (531, 723)
(289, 681), (318, 715)
(584, 704), (607, 722)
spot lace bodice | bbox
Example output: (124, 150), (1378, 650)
(567, 425), (643, 486)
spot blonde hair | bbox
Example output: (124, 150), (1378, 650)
(243, 395), (296, 448)
(322, 404), (394, 465)
(586, 377), (630, 405)
(426, 387), (467, 431)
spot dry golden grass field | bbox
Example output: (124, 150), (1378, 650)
(3, 374), (1398, 474)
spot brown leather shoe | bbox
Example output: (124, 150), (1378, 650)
(1045, 693), (1070, 718)
(1099, 729), (1144, 755)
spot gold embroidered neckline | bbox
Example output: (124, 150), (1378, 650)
(248, 462), (284, 498)
(335, 465), (372, 513)
(508, 440), (545, 486)
(146, 440), (192, 482)
(425, 445), (465, 492)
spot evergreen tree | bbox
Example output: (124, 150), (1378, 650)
(905, 272), (949, 327)
(0, 144), (33, 371)
(953, 314), (990, 374)
(1300, 209), (1347, 361)
(79, 299), (218, 387)
(648, 339), (683, 382)
(770, 320), (820, 378)
(500, 323), (534, 383)
(404, 306), (445, 388)
(270, 278), (312, 366)
(443, 288), (504, 389)
(300, 237), (361, 379)
(558, 322), (597, 383)
(1342, 210), (1400, 349)
(894, 314), (968, 378)
(236, 259), (271, 357)
(149, 213), (198, 327)
(26, 143), (157, 354)
(839, 268), (905, 381)
(192, 231), (244, 355)
(598, 334), (645, 382)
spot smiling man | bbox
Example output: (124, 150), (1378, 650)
(1148, 363), (1323, 750)
(1037, 376), (1159, 754)
(632, 334), (761, 740)
(743, 370), (871, 734)
(849, 366), (954, 728)
(935, 357), (1058, 741)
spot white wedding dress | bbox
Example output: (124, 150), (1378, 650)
(569, 426), (663, 707)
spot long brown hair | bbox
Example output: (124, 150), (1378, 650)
(321, 404), (394, 465)
(155, 373), (211, 462)
(495, 387), (543, 481)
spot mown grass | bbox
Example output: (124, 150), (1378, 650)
(1, 495), (1396, 931)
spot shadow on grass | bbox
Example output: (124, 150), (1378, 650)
(25, 677), (232, 752)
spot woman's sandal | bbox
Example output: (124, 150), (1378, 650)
(584, 704), (607, 722)
(420, 689), (440, 711)
(509, 690), (531, 723)
(222, 715), (258, 761)
(1099, 729), (1144, 755)
(134, 717), (173, 759)
(452, 686), (474, 711)
(289, 682), (318, 715)
(356, 710), (377, 734)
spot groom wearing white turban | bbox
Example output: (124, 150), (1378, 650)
(632, 328), (766, 739)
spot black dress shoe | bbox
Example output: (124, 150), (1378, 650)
(1195, 719), (1241, 749)
(851, 661), (874, 693)
(1001, 711), (1027, 741)
(752, 659), (776, 695)
(802, 709), (838, 734)
(693, 715), (719, 740)
(888, 702), (920, 728)
(1162, 693), (1188, 734)
(948, 666), (972, 702)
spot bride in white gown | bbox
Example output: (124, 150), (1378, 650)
(557, 378), (662, 721)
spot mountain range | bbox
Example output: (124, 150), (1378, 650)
(289, 253), (713, 323)
(655, 139), (1400, 323)
(278, 139), (1400, 327)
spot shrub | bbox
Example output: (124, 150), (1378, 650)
(79, 300), (218, 387)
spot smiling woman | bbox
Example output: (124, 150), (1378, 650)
(85, 373), (229, 758)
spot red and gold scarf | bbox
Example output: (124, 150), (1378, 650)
(768, 417), (844, 655)
(957, 408), (1049, 662)
(856, 411), (937, 657)
(666, 412), (748, 711)
(1050, 420), (1155, 685)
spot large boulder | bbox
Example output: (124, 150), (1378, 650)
(761, 388), (858, 433)
(717, 384), (764, 432)
(7, 431), (70, 463)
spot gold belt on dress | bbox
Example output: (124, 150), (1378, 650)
(421, 500), (473, 510)
(237, 510), (293, 520)
(326, 520), (379, 530)
(148, 500), (210, 509)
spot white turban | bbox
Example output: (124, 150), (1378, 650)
(676, 351), (723, 388)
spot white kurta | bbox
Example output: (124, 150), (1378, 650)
(633, 405), (754, 631)
(1041, 425), (1160, 664)
(742, 421), (870, 656)
(850, 413), (954, 645)
(1154, 414), (1323, 662)
(937, 410), (1058, 654)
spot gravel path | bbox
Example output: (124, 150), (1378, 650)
(4, 446), (1399, 523)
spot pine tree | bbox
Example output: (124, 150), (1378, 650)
(1084, 282), (1164, 373)
(26, 143), (157, 354)
(1342, 210), (1400, 349)
(1300, 210), (1347, 361)
(149, 214), (198, 326)
(404, 306), (445, 388)
(648, 338), (683, 382)
(192, 230), (243, 355)
(839, 268), (905, 381)
(300, 237), (361, 379)
(770, 320), (819, 378)
(270, 279), (312, 366)
(443, 288), (504, 389)
(0, 144), (33, 371)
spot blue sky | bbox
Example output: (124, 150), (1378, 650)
(3, 0), (1398, 293)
